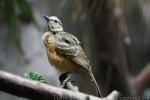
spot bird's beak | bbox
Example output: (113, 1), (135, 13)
(43, 15), (49, 22)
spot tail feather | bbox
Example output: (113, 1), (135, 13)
(81, 68), (103, 97)
(88, 71), (103, 97)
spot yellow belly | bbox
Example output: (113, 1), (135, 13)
(47, 51), (79, 72)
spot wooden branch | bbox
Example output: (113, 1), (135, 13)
(0, 70), (121, 100)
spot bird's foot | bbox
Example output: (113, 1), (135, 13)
(59, 72), (79, 91)
(59, 72), (71, 88)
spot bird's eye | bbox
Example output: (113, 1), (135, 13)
(54, 20), (57, 23)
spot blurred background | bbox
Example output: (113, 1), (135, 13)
(0, 0), (150, 99)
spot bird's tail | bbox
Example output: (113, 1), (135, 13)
(83, 69), (103, 97)
(89, 71), (103, 97)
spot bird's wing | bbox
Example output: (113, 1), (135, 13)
(55, 32), (90, 70)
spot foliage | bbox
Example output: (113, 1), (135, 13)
(24, 72), (47, 83)
(0, 0), (34, 54)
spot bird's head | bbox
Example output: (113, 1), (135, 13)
(43, 15), (63, 33)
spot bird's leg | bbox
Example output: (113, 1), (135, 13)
(59, 72), (71, 88)
(59, 72), (79, 92)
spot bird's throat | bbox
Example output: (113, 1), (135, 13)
(43, 31), (55, 52)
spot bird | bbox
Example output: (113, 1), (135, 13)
(42, 15), (102, 97)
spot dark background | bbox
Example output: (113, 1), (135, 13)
(0, 0), (150, 99)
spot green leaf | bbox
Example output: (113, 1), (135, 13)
(16, 0), (34, 23)
(3, 0), (22, 54)
(24, 72), (47, 83)
(4, 0), (17, 41)
(0, 0), (35, 55)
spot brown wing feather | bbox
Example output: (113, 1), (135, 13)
(55, 32), (90, 70)
(71, 47), (91, 71)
